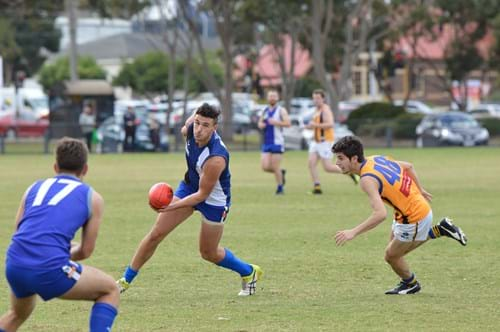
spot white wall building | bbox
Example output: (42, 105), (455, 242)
(55, 16), (131, 50)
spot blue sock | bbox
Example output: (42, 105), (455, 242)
(123, 265), (138, 283)
(90, 302), (117, 332)
(402, 273), (416, 284)
(217, 248), (253, 277)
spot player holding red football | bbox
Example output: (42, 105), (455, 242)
(117, 103), (262, 296)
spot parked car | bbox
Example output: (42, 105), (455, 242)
(96, 114), (169, 153)
(467, 104), (500, 118)
(0, 110), (49, 139)
(394, 100), (435, 115)
(289, 98), (314, 116)
(416, 112), (489, 147)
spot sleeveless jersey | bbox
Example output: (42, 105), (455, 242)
(185, 124), (231, 207)
(360, 155), (431, 224)
(6, 174), (92, 269)
(312, 108), (334, 142)
(263, 105), (284, 146)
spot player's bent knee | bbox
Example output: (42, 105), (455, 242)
(199, 249), (218, 263)
(99, 275), (120, 306)
(384, 250), (402, 263)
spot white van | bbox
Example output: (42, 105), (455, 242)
(0, 86), (49, 119)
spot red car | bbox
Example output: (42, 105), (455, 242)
(0, 111), (49, 139)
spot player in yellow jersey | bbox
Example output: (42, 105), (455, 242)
(305, 89), (357, 194)
(332, 136), (467, 295)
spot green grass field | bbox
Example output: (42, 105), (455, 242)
(1, 148), (499, 331)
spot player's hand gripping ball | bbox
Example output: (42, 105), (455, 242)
(148, 182), (173, 210)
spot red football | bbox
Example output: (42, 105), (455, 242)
(148, 182), (174, 209)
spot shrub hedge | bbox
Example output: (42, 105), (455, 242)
(346, 102), (423, 139)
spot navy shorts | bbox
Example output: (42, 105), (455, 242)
(175, 181), (229, 223)
(261, 144), (284, 154)
(6, 260), (82, 301)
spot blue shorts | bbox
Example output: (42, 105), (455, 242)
(6, 260), (82, 301)
(175, 181), (229, 223)
(261, 144), (284, 154)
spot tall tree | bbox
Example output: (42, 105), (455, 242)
(0, 1), (63, 84)
(179, 0), (243, 141)
(66, 0), (79, 81)
(305, 0), (377, 115)
(83, 0), (151, 19)
(238, 0), (309, 111)
(388, 0), (500, 110)
(38, 56), (106, 91)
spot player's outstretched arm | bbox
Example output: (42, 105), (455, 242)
(71, 191), (104, 261)
(335, 177), (387, 246)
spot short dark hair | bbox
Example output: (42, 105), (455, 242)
(332, 136), (365, 163)
(55, 137), (88, 175)
(313, 89), (325, 98)
(195, 103), (220, 124)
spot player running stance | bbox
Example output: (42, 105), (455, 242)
(332, 136), (467, 295)
(117, 103), (263, 296)
(258, 90), (291, 194)
(0, 138), (119, 332)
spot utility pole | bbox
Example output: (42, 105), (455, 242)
(0, 55), (3, 111)
(66, 0), (79, 81)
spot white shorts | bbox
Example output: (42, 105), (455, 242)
(391, 210), (433, 242)
(308, 141), (333, 159)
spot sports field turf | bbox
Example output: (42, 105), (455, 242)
(1, 147), (499, 331)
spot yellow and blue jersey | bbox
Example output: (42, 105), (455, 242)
(360, 155), (430, 224)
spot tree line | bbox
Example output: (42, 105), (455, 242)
(1, 0), (500, 140)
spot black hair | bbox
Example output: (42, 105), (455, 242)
(195, 103), (220, 124)
(55, 137), (88, 175)
(313, 89), (325, 98)
(332, 136), (365, 163)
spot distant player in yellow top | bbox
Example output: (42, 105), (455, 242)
(305, 89), (357, 194)
(332, 136), (467, 295)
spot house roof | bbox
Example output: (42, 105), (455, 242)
(64, 80), (114, 95)
(77, 33), (167, 59)
(235, 35), (312, 87)
(52, 32), (221, 61)
(397, 25), (494, 60)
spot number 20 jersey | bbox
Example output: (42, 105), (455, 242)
(360, 155), (430, 224)
(6, 174), (92, 270)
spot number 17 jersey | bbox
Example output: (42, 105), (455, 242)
(7, 174), (92, 270)
(360, 155), (430, 224)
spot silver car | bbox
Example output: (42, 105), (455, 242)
(416, 112), (489, 147)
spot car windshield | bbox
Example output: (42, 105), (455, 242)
(28, 98), (48, 109)
(440, 114), (479, 129)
